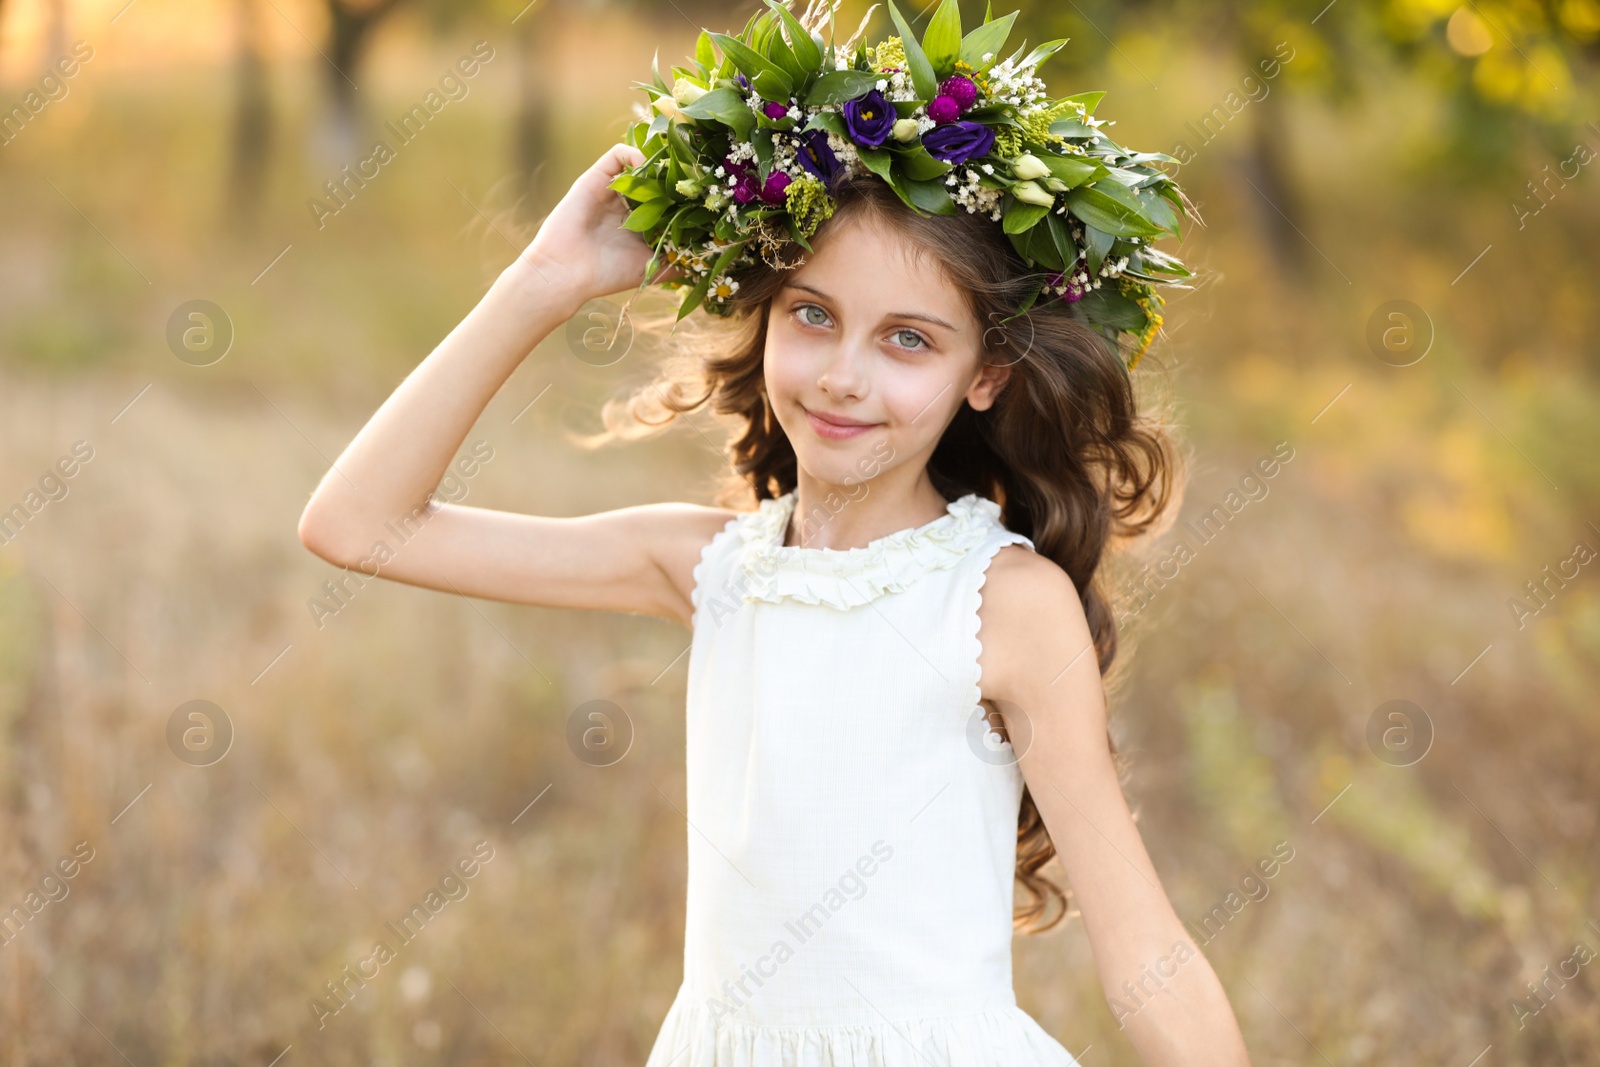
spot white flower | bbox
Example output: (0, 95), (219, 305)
(671, 78), (707, 106)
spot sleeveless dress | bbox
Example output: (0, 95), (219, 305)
(643, 488), (1083, 1066)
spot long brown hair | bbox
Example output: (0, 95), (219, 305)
(579, 171), (1188, 934)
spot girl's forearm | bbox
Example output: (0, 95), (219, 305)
(299, 255), (583, 557)
(1113, 949), (1252, 1066)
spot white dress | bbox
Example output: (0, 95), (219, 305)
(643, 488), (1083, 1066)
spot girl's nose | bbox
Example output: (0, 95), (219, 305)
(816, 341), (869, 402)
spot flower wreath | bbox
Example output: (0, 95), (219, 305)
(610, 0), (1193, 369)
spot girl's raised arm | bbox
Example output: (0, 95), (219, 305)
(296, 144), (734, 627)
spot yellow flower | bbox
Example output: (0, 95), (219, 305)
(869, 36), (906, 74)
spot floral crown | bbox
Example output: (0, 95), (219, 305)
(610, 0), (1193, 369)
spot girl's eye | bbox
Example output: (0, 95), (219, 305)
(797, 304), (830, 328)
(792, 304), (928, 351)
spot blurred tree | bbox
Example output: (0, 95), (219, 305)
(318, 0), (408, 160)
(229, 0), (273, 230)
(412, 0), (736, 210)
(1020, 0), (1599, 276)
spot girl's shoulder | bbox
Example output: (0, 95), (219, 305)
(976, 545), (1090, 704)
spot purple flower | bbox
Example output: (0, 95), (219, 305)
(759, 171), (793, 205)
(764, 100), (791, 120)
(794, 129), (843, 185)
(939, 74), (978, 111)
(842, 89), (895, 146)
(922, 120), (995, 164)
(732, 173), (759, 204)
(927, 95), (961, 124)
(1047, 270), (1086, 303)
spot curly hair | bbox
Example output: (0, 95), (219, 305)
(576, 171), (1189, 935)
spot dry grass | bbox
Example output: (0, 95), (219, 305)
(1, 10), (1598, 1067)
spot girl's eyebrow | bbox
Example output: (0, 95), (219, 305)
(781, 281), (958, 332)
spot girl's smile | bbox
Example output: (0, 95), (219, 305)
(801, 404), (883, 440)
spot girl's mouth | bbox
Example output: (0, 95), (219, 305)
(803, 405), (882, 441)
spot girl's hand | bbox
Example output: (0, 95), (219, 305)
(518, 143), (684, 313)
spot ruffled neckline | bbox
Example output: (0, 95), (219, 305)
(734, 490), (1011, 610)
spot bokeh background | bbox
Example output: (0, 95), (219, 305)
(1, 0), (1598, 1063)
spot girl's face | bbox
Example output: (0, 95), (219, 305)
(763, 213), (1011, 490)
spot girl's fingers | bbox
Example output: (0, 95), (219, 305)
(598, 143), (646, 179)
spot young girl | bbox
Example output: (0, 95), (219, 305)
(299, 22), (1252, 1067)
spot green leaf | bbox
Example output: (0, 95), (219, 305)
(1135, 186), (1179, 234)
(960, 10), (1017, 73)
(1121, 150), (1182, 166)
(677, 242), (745, 322)
(922, 0), (964, 76)
(784, 212), (816, 254)
(622, 198), (670, 233)
(892, 146), (952, 182)
(763, 0), (822, 71)
(1083, 223), (1113, 274)
(752, 69), (793, 101)
(855, 145), (897, 186)
(695, 30), (716, 73)
(806, 70), (882, 107)
(1064, 186), (1164, 238)
(1016, 38), (1069, 72)
(1048, 118), (1094, 139)
(1006, 227), (1032, 264)
(712, 33), (793, 97)
(1077, 286), (1148, 331)
(1003, 198), (1049, 235)
(1025, 223), (1063, 270)
(680, 87), (756, 140)
(805, 110), (848, 139)
(766, 32), (808, 85)
(903, 177), (956, 215)
(1046, 211), (1079, 268)
(886, 0), (938, 99)
(753, 128), (775, 178)
(1039, 153), (1103, 188)
(664, 119), (696, 168)
(609, 174), (668, 202)
(650, 48), (667, 93)
(1062, 90), (1105, 115)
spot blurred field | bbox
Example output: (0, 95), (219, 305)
(2, 0), (1599, 1064)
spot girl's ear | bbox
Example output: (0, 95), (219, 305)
(966, 360), (1013, 413)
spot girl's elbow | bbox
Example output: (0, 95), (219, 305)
(297, 502), (355, 568)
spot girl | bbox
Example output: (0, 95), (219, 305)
(298, 139), (1250, 1064)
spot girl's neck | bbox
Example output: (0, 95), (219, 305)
(784, 471), (953, 551)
